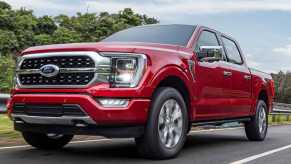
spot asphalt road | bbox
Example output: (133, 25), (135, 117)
(1, 125), (291, 164)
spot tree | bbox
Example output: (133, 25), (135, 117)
(0, 30), (18, 55)
(0, 55), (15, 93)
(0, 1), (11, 10)
(34, 34), (53, 46)
(13, 9), (37, 51)
(35, 16), (57, 35)
(70, 13), (100, 42)
(0, 8), (16, 30)
(52, 27), (81, 44)
(0, 0), (159, 92)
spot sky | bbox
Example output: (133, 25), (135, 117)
(4, 0), (291, 73)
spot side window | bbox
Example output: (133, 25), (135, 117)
(194, 31), (223, 61)
(195, 31), (219, 51)
(222, 37), (243, 64)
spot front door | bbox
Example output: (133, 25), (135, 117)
(193, 30), (233, 120)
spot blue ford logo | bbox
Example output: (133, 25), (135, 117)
(39, 64), (60, 77)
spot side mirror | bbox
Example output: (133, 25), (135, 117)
(197, 46), (223, 62)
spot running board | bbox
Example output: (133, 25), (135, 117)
(192, 117), (251, 126)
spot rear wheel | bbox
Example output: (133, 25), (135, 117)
(135, 87), (188, 159)
(245, 100), (268, 141)
(22, 132), (73, 150)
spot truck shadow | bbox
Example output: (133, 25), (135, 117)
(2, 133), (255, 163)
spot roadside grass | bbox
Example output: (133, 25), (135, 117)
(0, 114), (24, 146)
(269, 114), (291, 125)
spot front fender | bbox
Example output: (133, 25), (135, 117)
(148, 65), (193, 93)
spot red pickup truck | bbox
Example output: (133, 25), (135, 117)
(8, 24), (274, 159)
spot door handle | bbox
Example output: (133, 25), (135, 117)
(244, 75), (251, 80)
(223, 71), (232, 77)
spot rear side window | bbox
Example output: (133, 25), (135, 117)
(194, 31), (219, 52)
(222, 37), (243, 64)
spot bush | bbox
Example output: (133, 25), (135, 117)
(0, 55), (15, 93)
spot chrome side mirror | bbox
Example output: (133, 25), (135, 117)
(197, 46), (223, 62)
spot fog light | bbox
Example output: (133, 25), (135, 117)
(97, 99), (129, 108)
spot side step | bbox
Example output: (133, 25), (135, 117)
(192, 117), (251, 126)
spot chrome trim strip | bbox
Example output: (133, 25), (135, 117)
(11, 114), (96, 125)
(16, 68), (97, 74)
(16, 51), (111, 88)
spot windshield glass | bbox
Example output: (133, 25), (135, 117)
(102, 24), (196, 47)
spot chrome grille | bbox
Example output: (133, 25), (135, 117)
(19, 72), (95, 85)
(16, 51), (111, 88)
(20, 56), (95, 69)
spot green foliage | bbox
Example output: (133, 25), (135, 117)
(0, 30), (18, 54)
(271, 71), (291, 103)
(34, 34), (53, 46)
(0, 1), (10, 10)
(0, 55), (15, 93)
(0, 1), (158, 93)
(52, 27), (81, 43)
(35, 16), (57, 35)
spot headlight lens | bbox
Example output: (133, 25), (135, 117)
(13, 56), (23, 88)
(100, 53), (147, 88)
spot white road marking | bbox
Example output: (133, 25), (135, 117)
(230, 144), (291, 164)
(0, 145), (30, 150)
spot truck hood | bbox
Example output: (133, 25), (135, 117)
(21, 42), (193, 57)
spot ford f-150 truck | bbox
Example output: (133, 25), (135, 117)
(7, 24), (274, 159)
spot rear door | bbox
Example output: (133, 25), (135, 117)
(220, 35), (252, 117)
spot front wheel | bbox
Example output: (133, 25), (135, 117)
(135, 87), (188, 159)
(22, 132), (73, 150)
(245, 100), (268, 141)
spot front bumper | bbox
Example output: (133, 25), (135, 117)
(8, 94), (150, 126)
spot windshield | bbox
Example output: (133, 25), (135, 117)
(102, 24), (196, 47)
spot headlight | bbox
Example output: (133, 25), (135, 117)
(100, 52), (147, 88)
(13, 56), (23, 88)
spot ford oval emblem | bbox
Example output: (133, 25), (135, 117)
(39, 64), (60, 77)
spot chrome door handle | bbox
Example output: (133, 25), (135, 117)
(244, 75), (251, 80)
(223, 71), (232, 77)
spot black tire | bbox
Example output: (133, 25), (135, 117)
(135, 87), (188, 159)
(245, 100), (268, 141)
(22, 132), (73, 150)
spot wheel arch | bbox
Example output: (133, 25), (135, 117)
(257, 89), (270, 113)
(148, 65), (194, 121)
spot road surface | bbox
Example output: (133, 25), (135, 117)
(1, 125), (291, 164)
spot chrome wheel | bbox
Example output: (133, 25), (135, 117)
(258, 106), (267, 134)
(158, 99), (183, 148)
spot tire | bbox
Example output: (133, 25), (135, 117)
(135, 87), (188, 159)
(245, 100), (268, 141)
(22, 132), (73, 150)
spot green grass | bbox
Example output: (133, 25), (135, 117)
(269, 114), (291, 125)
(0, 114), (21, 139)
